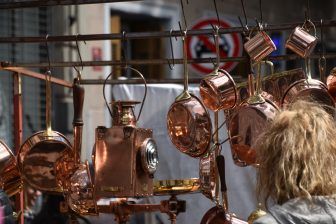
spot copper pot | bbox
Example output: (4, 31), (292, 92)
(167, 30), (212, 158)
(244, 24), (276, 62)
(18, 71), (72, 192)
(199, 146), (217, 201)
(229, 62), (279, 167)
(199, 27), (237, 111)
(0, 140), (21, 196)
(285, 20), (317, 58)
(281, 59), (335, 115)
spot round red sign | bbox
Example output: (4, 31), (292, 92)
(186, 18), (243, 74)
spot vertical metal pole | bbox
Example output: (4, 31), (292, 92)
(214, 111), (220, 205)
(13, 72), (24, 224)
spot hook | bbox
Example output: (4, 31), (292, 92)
(179, 0), (189, 30)
(213, 0), (220, 26)
(121, 31), (128, 68)
(259, 0), (263, 25)
(74, 33), (86, 80)
(168, 29), (177, 70)
(240, 0), (248, 27)
(238, 16), (249, 37)
(45, 34), (51, 72)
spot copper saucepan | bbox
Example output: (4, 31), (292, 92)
(0, 140), (22, 196)
(18, 71), (72, 192)
(281, 58), (335, 115)
(167, 30), (212, 158)
(200, 26), (237, 111)
(229, 62), (279, 167)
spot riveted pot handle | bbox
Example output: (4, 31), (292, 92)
(73, 77), (85, 126)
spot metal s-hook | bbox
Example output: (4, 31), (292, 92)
(74, 33), (86, 80)
(168, 29), (177, 70)
(179, 0), (189, 30)
(45, 34), (51, 72)
(121, 31), (128, 68)
(319, 19), (326, 83)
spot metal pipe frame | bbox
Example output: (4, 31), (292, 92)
(0, 0), (140, 9)
(3, 53), (336, 68)
(0, 20), (335, 43)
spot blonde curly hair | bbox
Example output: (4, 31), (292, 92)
(256, 100), (336, 205)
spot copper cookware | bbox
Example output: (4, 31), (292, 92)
(327, 67), (336, 100)
(167, 30), (212, 158)
(93, 66), (159, 198)
(229, 62), (279, 167)
(153, 178), (200, 196)
(286, 20), (317, 58)
(243, 24), (276, 62)
(281, 59), (335, 114)
(200, 26), (237, 111)
(18, 71), (72, 192)
(0, 140), (22, 196)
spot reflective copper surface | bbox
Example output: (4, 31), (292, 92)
(229, 100), (278, 167)
(18, 130), (72, 192)
(167, 94), (212, 158)
(68, 161), (98, 215)
(199, 150), (216, 201)
(0, 140), (22, 196)
(327, 67), (336, 100)
(244, 31), (276, 62)
(286, 26), (317, 58)
(201, 207), (248, 224)
(111, 101), (140, 126)
(153, 178), (200, 196)
(281, 79), (335, 115)
(93, 126), (155, 198)
(200, 69), (237, 111)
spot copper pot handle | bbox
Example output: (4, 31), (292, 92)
(175, 30), (191, 101)
(103, 66), (147, 122)
(45, 70), (52, 135)
(302, 19), (317, 37)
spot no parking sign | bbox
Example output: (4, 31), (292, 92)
(187, 18), (243, 74)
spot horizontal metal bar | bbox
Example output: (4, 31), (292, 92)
(0, 20), (335, 43)
(0, 0), (140, 10)
(3, 53), (336, 68)
(0, 66), (73, 88)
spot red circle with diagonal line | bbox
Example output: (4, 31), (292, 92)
(187, 18), (242, 74)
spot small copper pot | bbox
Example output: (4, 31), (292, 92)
(200, 69), (237, 111)
(0, 140), (21, 196)
(244, 27), (276, 62)
(199, 148), (217, 201)
(286, 21), (317, 58)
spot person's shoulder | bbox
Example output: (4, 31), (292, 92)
(253, 214), (278, 224)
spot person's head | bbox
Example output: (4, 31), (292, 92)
(256, 100), (336, 205)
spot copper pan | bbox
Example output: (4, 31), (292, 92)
(229, 62), (279, 167)
(167, 30), (212, 158)
(0, 140), (22, 196)
(18, 71), (72, 192)
(281, 58), (335, 115)
(200, 26), (237, 111)
(200, 155), (247, 224)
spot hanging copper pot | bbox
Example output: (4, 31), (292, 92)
(281, 58), (335, 115)
(18, 71), (72, 192)
(199, 145), (217, 201)
(167, 30), (212, 158)
(200, 26), (237, 111)
(229, 62), (279, 167)
(0, 140), (22, 196)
